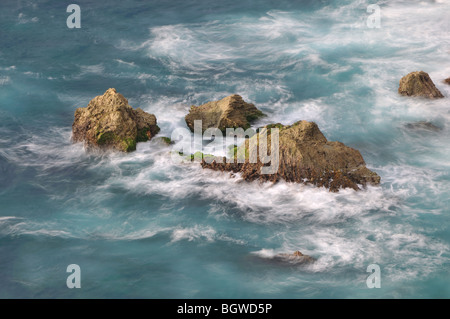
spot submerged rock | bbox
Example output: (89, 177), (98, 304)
(72, 88), (160, 152)
(404, 121), (442, 132)
(398, 71), (444, 98)
(273, 251), (315, 264)
(185, 94), (265, 133)
(201, 120), (380, 192)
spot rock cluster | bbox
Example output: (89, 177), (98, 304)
(72, 92), (380, 191)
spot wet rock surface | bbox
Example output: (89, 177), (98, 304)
(72, 88), (160, 152)
(201, 121), (380, 192)
(398, 71), (444, 98)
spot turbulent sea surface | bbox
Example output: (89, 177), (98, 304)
(0, 0), (449, 298)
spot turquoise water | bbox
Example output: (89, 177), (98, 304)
(1, 0), (449, 298)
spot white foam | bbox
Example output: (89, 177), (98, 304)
(0, 76), (11, 85)
(171, 225), (217, 243)
(114, 59), (136, 67)
(17, 13), (39, 24)
(0, 219), (74, 238)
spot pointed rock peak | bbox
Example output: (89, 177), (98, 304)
(105, 88), (117, 94)
(226, 94), (244, 101)
(87, 88), (130, 111)
(280, 120), (327, 143)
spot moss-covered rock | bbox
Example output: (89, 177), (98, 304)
(72, 88), (160, 152)
(201, 120), (380, 192)
(185, 94), (265, 133)
(398, 71), (444, 98)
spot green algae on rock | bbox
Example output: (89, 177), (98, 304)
(156, 136), (174, 145)
(185, 94), (265, 134)
(201, 120), (380, 192)
(72, 88), (160, 152)
(398, 71), (444, 98)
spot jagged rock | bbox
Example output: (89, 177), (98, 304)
(185, 94), (265, 133)
(404, 121), (442, 132)
(201, 120), (380, 192)
(445, 78), (450, 85)
(273, 251), (315, 264)
(398, 71), (444, 98)
(72, 88), (160, 152)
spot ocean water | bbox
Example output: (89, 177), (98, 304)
(0, 0), (449, 298)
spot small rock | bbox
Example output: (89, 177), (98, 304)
(72, 88), (160, 152)
(185, 94), (265, 133)
(404, 121), (442, 132)
(398, 71), (444, 98)
(444, 78), (450, 85)
(274, 251), (315, 264)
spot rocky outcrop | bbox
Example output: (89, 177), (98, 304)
(273, 251), (315, 264)
(398, 71), (444, 98)
(201, 120), (380, 192)
(72, 88), (160, 152)
(185, 94), (264, 133)
(445, 78), (450, 85)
